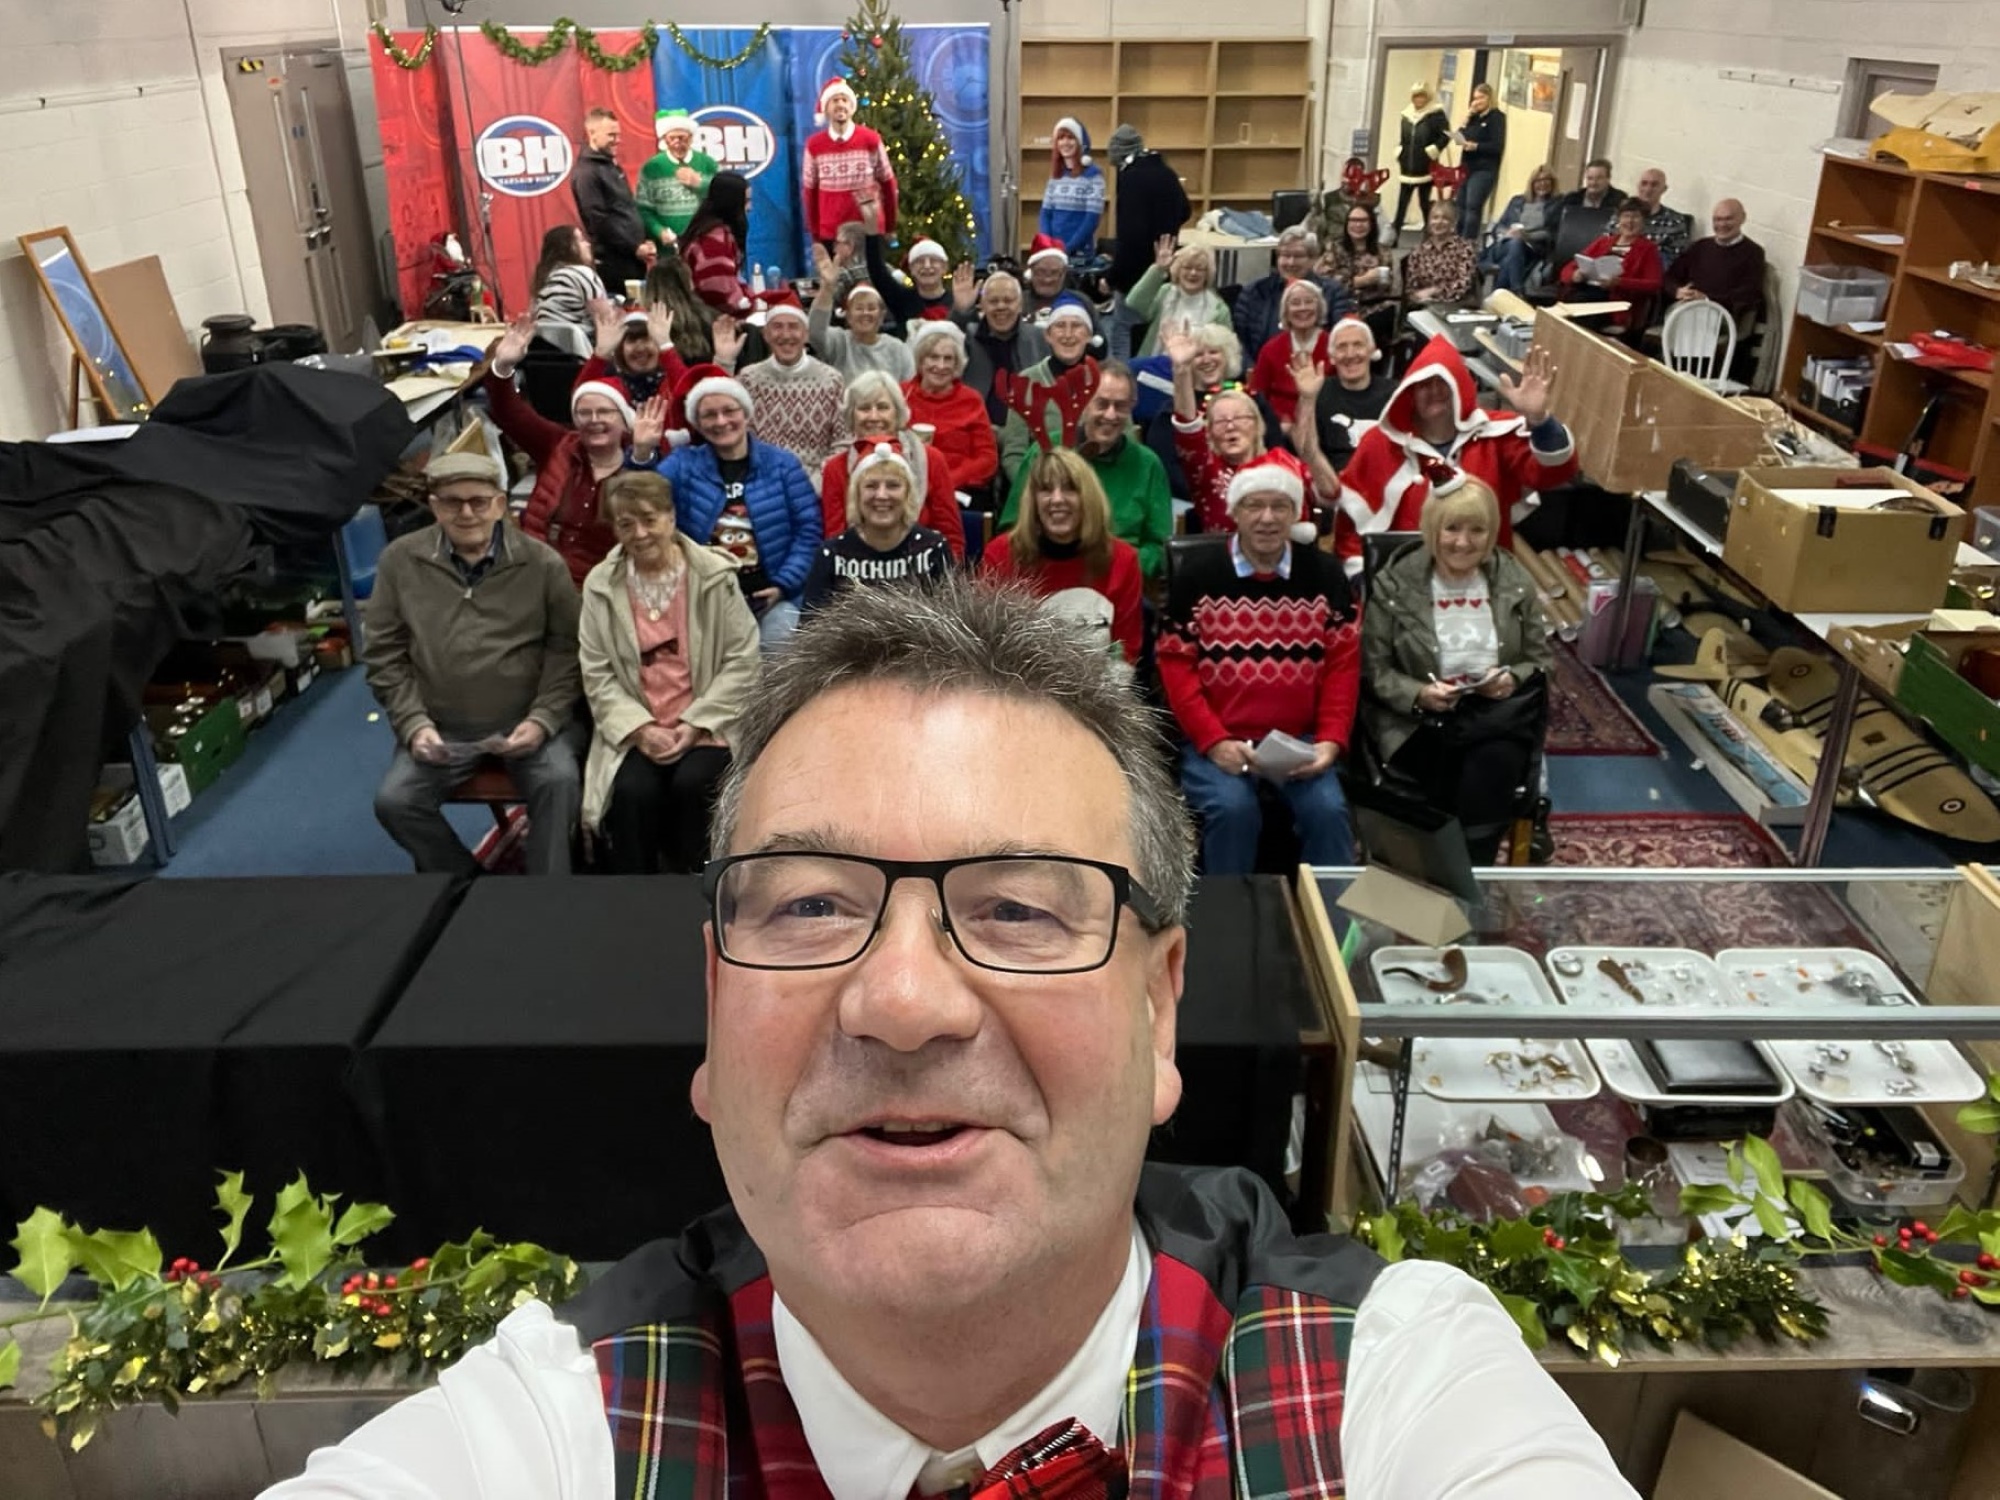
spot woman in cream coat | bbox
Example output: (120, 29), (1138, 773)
(579, 471), (761, 873)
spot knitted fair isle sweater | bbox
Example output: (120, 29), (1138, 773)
(741, 354), (847, 475)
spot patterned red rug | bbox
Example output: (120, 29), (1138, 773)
(1544, 641), (1661, 757)
(1521, 810), (1791, 869)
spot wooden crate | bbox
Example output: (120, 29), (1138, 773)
(1530, 310), (1770, 493)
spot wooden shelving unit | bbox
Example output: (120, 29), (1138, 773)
(1784, 155), (2000, 501)
(1016, 38), (1311, 252)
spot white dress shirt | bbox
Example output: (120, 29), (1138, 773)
(773, 1224), (1149, 1500)
(259, 1253), (1635, 1499)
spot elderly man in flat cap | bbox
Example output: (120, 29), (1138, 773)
(363, 452), (584, 875)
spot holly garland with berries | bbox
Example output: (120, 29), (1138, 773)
(0, 1171), (579, 1450)
(835, 0), (978, 265)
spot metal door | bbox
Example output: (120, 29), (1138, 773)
(1548, 47), (1607, 191)
(222, 46), (383, 352)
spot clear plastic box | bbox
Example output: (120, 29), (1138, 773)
(1785, 1099), (1966, 1213)
(1796, 265), (1891, 326)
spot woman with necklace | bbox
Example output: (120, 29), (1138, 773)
(800, 442), (951, 611)
(1359, 471), (1551, 864)
(578, 471), (761, 874)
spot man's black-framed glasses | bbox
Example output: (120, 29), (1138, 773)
(703, 852), (1163, 975)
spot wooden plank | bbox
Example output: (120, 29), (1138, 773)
(94, 256), (200, 407)
(1292, 867), (1362, 1224)
(60, 1402), (273, 1496)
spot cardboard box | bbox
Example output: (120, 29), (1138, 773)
(101, 761), (192, 817)
(86, 792), (149, 866)
(1824, 619), (2000, 775)
(1722, 466), (1965, 614)
(1528, 309), (1771, 493)
(143, 697), (246, 794)
(1654, 1412), (1838, 1500)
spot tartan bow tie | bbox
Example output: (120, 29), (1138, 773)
(934, 1419), (1127, 1500)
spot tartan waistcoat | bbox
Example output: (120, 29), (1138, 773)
(565, 1166), (1383, 1500)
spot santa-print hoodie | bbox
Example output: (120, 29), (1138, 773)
(1333, 334), (1577, 575)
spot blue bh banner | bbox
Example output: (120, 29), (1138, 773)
(654, 26), (990, 279)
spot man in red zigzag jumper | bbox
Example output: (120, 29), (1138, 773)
(1158, 451), (1361, 875)
(1334, 334), (1575, 577)
(801, 77), (898, 250)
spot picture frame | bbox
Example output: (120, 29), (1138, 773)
(1501, 52), (1531, 111)
(17, 226), (150, 425)
(1530, 55), (1561, 115)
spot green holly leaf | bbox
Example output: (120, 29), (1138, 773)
(330, 1202), (395, 1249)
(1493, 1291), (1547, 1349)
(1741, 1135), (1785, 1202)
(0, 1338), (20, 1390)
(1486, 1219), (1545, 1262)
(10, 1207), (76, 1306)
(1956, 1096), (2000, 1135)
(1751, 1196), (1790, 1243)
(1369, 1212), (1404, 1264)
(1877, 1247), (1959, 1293)
(65, 1228), (162, 1291)
(1679, 1183), (1746, 1219)
(268, 1176), (335, 1290)
(1935, 1205), (1991, 1244)
(1725, 1142), (1745, 1188)
(1543, 1248), (1607, 1310)
(214, 1172), (253, 1269)
(1787, 1179), (1836, 1243)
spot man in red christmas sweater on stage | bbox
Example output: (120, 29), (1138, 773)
(1334, 334), (1575, 576)
(802, 77), (898, 249)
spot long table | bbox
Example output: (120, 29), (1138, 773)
(0, 872), (1310, 1264)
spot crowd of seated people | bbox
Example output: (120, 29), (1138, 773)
(376, 156), (1651, 879)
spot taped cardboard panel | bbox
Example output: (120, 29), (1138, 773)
(95, 256), (200, 406)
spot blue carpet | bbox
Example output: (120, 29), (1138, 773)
(159, 668), (490, 878)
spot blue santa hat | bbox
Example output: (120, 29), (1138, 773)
(1043, 291), (1097, 331)
(1051, 116), (1092, 169)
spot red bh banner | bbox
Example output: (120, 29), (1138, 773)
(371, 31), (658, 317)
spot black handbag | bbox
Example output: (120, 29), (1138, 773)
(1421, 672), (1546, 748)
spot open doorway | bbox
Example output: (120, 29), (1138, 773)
(1372, 43), (1611, 238)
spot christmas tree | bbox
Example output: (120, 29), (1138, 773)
(836, 0), (978, 264)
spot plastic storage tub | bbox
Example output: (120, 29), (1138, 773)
(1796, 265), (1891, 326)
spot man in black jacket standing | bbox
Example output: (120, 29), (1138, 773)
(571, 108), (655, 296)
(1104, 124), (1190, 359)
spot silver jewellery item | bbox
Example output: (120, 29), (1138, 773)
(627, 561), (686, 622)
(1884, 1077), (1920, 1096)
(1550, 953), (1585, 978)
(1875, 1040), (1918, 1075)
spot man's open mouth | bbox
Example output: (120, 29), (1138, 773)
(856, 1121), (972, 1147)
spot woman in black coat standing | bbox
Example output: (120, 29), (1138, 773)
(1455, 83), (1508, 238)
(1390, 82), (1452, 243)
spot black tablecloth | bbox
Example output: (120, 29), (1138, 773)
(0, 872), (1308, 1263)
(361, 875), (1307, 1260)
(0, 873), (460, 1253)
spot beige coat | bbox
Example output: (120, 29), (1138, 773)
(577, 534), (761, 830)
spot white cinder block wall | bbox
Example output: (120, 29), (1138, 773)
(1604, 0), (2000, 342)
(0, 0), (370, 441)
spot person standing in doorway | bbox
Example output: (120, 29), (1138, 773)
(1454, 82), (1506, 239)
(572, 108), (654, 295)
(1389, 82), (1451, 244)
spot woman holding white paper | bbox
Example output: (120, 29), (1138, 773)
(1359, 471), (1551, 864)
(1557, 197), (1664, 342)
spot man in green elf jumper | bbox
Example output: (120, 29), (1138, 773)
(637, 109), (719, 247)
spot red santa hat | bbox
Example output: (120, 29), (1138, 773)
(816, 77), (857, 126)
(1025, 233), (1069, 269)
(570, 379), (636, 429)
(1225, 451), (1318, 544)
(757, 288), (809, 326)
(676, 362), (755, 426)
(904, 238), (948, 268)
(850, 438), (917, 488)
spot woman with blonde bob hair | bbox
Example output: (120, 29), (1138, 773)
(1126, 237), (1231, 357)
(801, 440), (952, 611)
(578, 470), (762, 874)
(1360, 469), (1552, 864)
(816, 367), (965, 556)
(982, 446), (1143, 665)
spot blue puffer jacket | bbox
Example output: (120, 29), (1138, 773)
(657, 439), (823, 598)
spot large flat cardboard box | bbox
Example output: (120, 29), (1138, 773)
(1653, 1411), (1838, 1500)
(1527, 309), (1770, 493)
(1722, 465), (1965, 613)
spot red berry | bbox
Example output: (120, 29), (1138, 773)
(1874, 1235), (1888, 1247)
(1924, 1229), (1940, 1244)
(383, 1275), (398, 1289)
(1954, 1285), (1970, 1299)
(366, 1272), (381, 1290)
(1980, 1253), (1998, 1271)
(1913, 1221), (1931, 1237)
(410, 1258), (429, 1272)
(1961, 1270), (1980, 1285)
